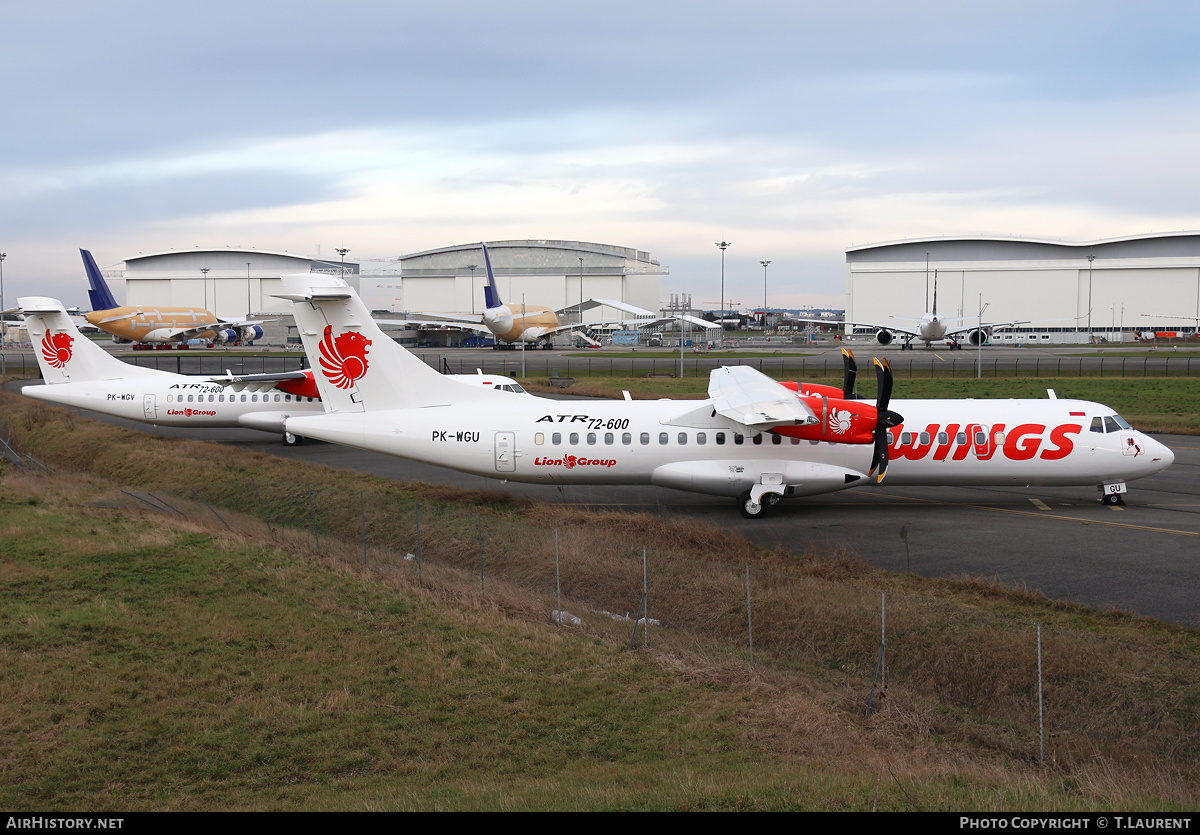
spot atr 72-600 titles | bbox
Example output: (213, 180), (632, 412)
(19, 296), (532, 445)
(275, 273), (1173, 517)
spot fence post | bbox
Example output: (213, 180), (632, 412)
(1037, 623), (1045, 764)
(415, 501), (422, 585)
(745, 565), (754, 669)
(252, 478), (272, 534)
(308, 483), (319, 549)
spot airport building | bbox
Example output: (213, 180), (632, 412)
(112, 248), (360, 320)
(398, 240), (666, 324)
(846, 233), (1200, 343)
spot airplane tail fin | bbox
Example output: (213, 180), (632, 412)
(277, 274), (495, 413)
(19, 296), (158, 384)
(481, 242), (503, 309)
(81, 249), (119, 312)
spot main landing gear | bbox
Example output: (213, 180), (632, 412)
(283, 432), (304, 446)
(737, 490), (781, 519)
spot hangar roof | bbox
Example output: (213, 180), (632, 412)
(120, 247), (359, 274)
(847, 231), (1200, 263)
(401, 239), (665, 276)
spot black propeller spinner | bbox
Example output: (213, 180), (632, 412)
(868, 357), (905, 482)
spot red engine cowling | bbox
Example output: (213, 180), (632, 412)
(774, 395), (877, 444)
(277, 369), (322, 399)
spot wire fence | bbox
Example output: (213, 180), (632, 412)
(9, 458), (1189, 773)
(7, 351), (1200, 379)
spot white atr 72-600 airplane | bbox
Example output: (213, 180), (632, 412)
(275, 274), (1173, 517)
(18, 296), (531, 444)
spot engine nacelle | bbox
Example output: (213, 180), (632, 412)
(213, 328), (239, 344)
(773, 395), (877, 445)
(240, 324), (264, 342)
(967, 328), (988, 346)
(876, 329), (893, 346)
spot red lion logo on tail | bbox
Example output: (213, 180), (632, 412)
(318, 326), (371, 389)
(41, 332), (74, 369)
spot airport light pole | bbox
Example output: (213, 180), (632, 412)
(468, 264), (477, 316)
(336, 248), (349, 281)
(760, 260), (771, 326)
(200, 267), (209, 309)
(0, 251), (6, 379)
(1086, 254), (1095, 345)
(716, 241), (731, 335)
(976, 294), (989, 379)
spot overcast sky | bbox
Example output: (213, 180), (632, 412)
(4, 0), (1200, 311)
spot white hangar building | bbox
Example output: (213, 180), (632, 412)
(846, 233), (1200, 343)
(399, 240), (666, 324)
(112, 248), (360, 319)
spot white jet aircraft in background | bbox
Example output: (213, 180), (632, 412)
(275, 274), (1173, 517)
(18, 297), (530, 445)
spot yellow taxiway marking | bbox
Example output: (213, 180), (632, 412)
(1107, 504), (1125, 511)
(1029, 498), (1051, 510)
(933, 352), (947, 361)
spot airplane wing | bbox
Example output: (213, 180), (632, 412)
(707, 365), (819, 433)
(785, 317), (920, 337)
(205, 370), (310, 393)
(375, 317), (493, 334)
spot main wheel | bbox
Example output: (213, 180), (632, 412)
(737, 491), (780, 519)
(284, 432), (303, 446)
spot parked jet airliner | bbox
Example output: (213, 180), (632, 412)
(80, 249), (267, 346)
(19, 297), (530, 445)
(397, 242), (713, 348)
(277, 274), (1173, 517)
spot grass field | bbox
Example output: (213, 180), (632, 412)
(2, 391), (1200, 810)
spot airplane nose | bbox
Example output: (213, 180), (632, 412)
(1145, 435), (1175, 471)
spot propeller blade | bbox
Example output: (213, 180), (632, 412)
(841, 348), (857, 399)
(869, 357), (902, 481)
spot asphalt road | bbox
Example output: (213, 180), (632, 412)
(12, 377), (1198, 628)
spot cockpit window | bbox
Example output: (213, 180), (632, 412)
(1112, 414), (1131, 430)
(1090, 416), (1105, 434)
(1104, 416), (1122, 434)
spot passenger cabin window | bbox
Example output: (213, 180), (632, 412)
(659, 433), (669, 445)
(586, 432), (596, 445)
(569, 432), (579, 444)
(552, 433), (562, 445)
(640, 433), (650, 445)
(622, 432), (632, 445)
(696, 432), (706, 445)
(956, 432), (966, 445)
(753, 435), (763, 445)
(534, 433), (544, 445)
(716, 432), (726, 445)
(937, 432), (948, 445)
(604, 432), (614, 445)
(677, 432), (687, 445)
(771, 434), (781, 445)
(734, 434), (744, 445)
(919, 432), (930, 445)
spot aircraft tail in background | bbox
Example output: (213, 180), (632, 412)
(81, 249), (119, 312)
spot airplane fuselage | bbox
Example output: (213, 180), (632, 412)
(286, 396), (1171, 499)
(483, 303), (560, 343)
(85, 306), (221, 343)
(22, 376), (324, 432)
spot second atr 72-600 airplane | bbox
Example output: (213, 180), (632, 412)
(19, 296), (532, 445)
(276, 273), (1173, 517)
